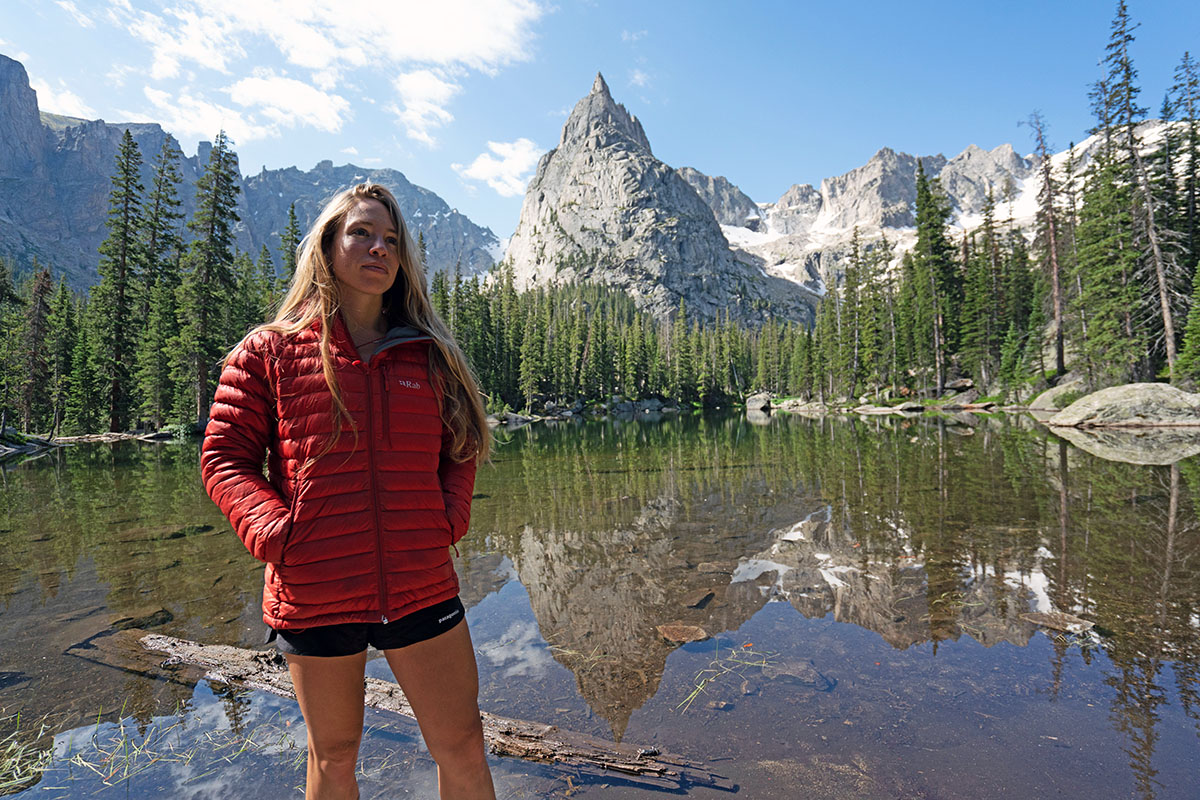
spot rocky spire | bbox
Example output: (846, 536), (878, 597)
(504, 74), (818, 325)
(559, 71), (652, 153)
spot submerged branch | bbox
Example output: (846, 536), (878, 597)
(136, 633), (733, 792)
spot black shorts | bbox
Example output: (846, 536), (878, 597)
(267, 597), (465, 658)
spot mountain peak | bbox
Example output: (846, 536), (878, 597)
(559, 74), (651, 153)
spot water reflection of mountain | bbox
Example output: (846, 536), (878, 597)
(474, 414), (1200, 763)
(2, 414), (1198, 797)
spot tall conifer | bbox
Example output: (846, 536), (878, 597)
(174, 130), (241, 424)
(93, 129), (144, 431)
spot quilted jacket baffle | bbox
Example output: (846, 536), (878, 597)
(200, 317), (476, 630)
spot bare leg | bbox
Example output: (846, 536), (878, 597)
(286, 651), (368, 800)
(383, 620), (496, 800)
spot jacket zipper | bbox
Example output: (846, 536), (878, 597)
(364, 364), (389, 623)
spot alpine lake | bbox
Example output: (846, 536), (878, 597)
(1, 410), (1198, 799)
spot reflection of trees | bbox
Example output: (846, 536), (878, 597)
(1060, 460), (1200, 800)
(0, 442), (265, 761)
(4, 415), (1199, 786)
(474, 413), (1200, 764)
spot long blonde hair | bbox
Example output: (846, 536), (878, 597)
(255, 183), (489, 463)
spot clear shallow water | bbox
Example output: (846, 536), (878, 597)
(1, 412), (1198, 798)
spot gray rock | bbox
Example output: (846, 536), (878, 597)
(1047, 383), (1200, 428)
(816, 147), (948, 231)
(0, 53), (497, 290)
(765, 183), (822, 235)
(503, 73), (817, 325)
(1030, 379), (1087, 411)
(746, 393), (772, 411)
(676, 166), (760, 228)
(941, 388), (980, 408)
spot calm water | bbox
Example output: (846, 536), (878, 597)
(1, 412), (1198, 798)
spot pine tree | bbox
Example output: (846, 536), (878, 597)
(1028, 111), (1067, 377)
(64, 300), (102, 434)
(518, 296), (546, 410)
(135, 250), (179, 430)
(174, 130), (241, 424)
(1172, 52), (1199, 276)
(1176, 262), (1200, 382)
(431, 270), (450, 323)
(280, 202), (301, 283)
(46, 278), (75, 436)
(19, 266), (53, 432)
(0, 257), (25, 430)
(92, 129), (144, 431)
(1103, 0), (1181, 377)
(139, 137), (184, 322)
(960, 231), (993, 385)
(911, 161), (959, 393)
(1075, 146), (1141, 385)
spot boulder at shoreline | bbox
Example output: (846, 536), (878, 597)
(1047, 383), (1200, 428)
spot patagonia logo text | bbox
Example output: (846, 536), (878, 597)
(396, 378), (422, 390)
(438, 609), (461, 624)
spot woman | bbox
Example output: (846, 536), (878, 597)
(201, 183), (495, 800)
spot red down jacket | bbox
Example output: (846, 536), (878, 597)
(200, 316), (476, 630)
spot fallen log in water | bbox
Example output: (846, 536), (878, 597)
(139, 633), (733, 792)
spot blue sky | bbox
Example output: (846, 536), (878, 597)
(2, 1), (1198, 238)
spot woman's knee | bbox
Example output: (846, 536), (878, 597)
(425, 715), (487, 767)
(309, 732), (363, 770)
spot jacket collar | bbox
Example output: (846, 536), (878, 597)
(327, 313), (433, 361)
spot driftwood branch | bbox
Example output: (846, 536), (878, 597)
(138, 633), (732, 792)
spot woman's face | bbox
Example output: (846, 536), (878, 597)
(330, 198), (402, 304)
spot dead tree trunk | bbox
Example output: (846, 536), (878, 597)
(138, 633), (733, 792)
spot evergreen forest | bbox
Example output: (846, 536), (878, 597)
(0, 1), (1198, 436)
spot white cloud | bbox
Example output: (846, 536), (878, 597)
(55, 1), (94, 27)
(106, 64), (137, 89)
(389, 69), (460, 146)
(143, 86), (271, 145)
(452, 138), (540, 197)
(126, 8), (244, 79)
(621, 29), (647, 43)
(29, 78), (96, 118)
(227, 73), (349, 133)
(629, 69), (650, 88)
(341, 146), (358, 155)
(111, 0), (545, 144)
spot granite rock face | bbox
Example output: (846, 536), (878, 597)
(937, 143), (1032, 215)
(816, 147), (949, 232)
(242, 161), (498, 278)
(504, 73), (819, 325)
(0, 53), (497, 288)
(1048, 382), (1200, 428)
(676, 166), (761, 228)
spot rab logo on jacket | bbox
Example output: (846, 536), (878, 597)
(396, 378), (422, 390)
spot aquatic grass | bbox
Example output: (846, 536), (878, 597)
(41, 705), (306, 790)
(0, 712), (54, 795)
(676, 642), (776, 713)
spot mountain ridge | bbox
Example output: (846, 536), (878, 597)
(0, 53), (499, 289)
